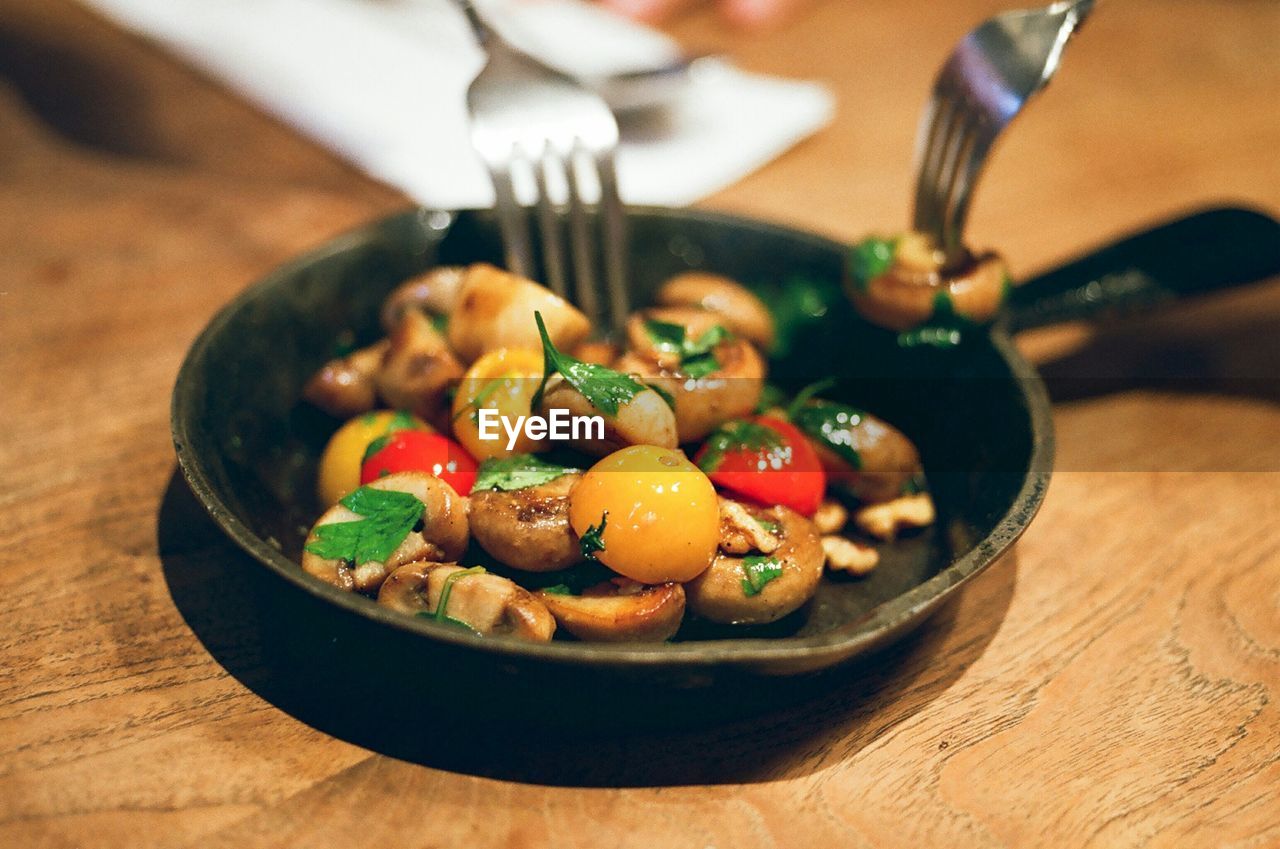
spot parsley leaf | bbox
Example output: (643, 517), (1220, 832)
(784, 378), (837, 421)
(643, 319), (729, 379)
(696, 419), (786, 473)
(790, 401), (867, 470)
(740, 555), (783, 596)
(531, 312), (644, 417)
(848, 236), (898, 291)
(579, 511), (608, 560)
(304, 486), (425, 566)
(471, 454), (577, 493)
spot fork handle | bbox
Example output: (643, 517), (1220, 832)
(1005, 206), (1280, 333)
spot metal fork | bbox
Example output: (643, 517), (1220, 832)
(454, 0), (629, 332)
(912, 0), (1094, 254)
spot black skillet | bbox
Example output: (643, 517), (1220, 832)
(170, 204), (1278, 726)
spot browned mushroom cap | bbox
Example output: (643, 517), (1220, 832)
(374, 309), (465, 432)
(657, 272), (775, 349)
(536, 378), (678, 456)
(469, 473), (584, 572)
(571, 340), (620, 367)
(791, 401), (923, 504)
(378, 562), (555, 641)
(614, 341), (765, 444)
(302, 340), (389, 418)
(848, 232), (1008, 331)
(301, 471), (469, 594)
(446, 264), (590, 364)
(624, 306), (729, 369)
(684, 504), (824, 625)
(534, 580), (685, 642)
(379, 266), (467, 332)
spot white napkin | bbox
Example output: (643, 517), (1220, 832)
(79, 0), (835, 209)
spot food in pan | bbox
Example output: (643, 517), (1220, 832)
(846, 230), (1009, 333)
(299, 262), (935, 642)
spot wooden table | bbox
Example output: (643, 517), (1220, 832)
(3, 0), (1278, 845)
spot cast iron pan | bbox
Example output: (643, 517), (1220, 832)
(170, 205), (1278, 728)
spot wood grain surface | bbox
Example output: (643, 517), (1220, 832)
(2, 0), (1278, 846)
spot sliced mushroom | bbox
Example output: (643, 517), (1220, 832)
(374, 309), (465, 431)
(303, 340), (389, 418)
(447, 263), (590, 364)
(379, 266), (467, 332)
(301, 471), (469, 594)
(534, 579), (685, 642)
(848, 232), (1008, 331)
(378, 562), (555, 641)
(615, 341), (765, 444)
(469, 473), (584, 572)
(536, 377), (677, 456)
(656, 272), (775, 349)
(790, 400), (923, 504)
(684, 504), (824, 625)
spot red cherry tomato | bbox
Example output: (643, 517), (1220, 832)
(359, 430), (478, 495)
(693, 415), (826, 515)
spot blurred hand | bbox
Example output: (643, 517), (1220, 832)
(599, 0), (810, 29)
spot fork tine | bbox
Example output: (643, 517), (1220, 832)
(488, 151), (534, 280)
(594, 149), (629, 334)
(565, 141), (602, 328)
(912, 82), (964, 237)
(943, 131), (994, 249)
(934, 110), (980, 247)
(534, 142), (569, 298)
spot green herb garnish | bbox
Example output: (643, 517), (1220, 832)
(471, 454), (577, 493)
(643, 319), (729, 379)
(531, 312), (644, 417)
(755, 275), (842, 359)
(755, 383), (788, 414)
(415, 566), (486, 633)
(304, 486), (425, 566)
(790, 400), (867, 470)
(696, 420), (786, 473)
(740, 555), (783, 596)
(579, 511), (608, 560)
(541, 584), (573, 596)
(784, 377), (837, 421)
(848, 236), (898, 291)
(895, 289), (977, 349)
(757, 518), (780, 534)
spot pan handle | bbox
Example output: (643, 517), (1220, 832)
(1003, 205), (1280, 334)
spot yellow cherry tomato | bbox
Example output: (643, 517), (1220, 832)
(569, 446), (719, 584)
(451, 347), (547, 460)
(316, 410), (429, 506)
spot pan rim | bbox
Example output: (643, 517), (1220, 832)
(171, 206), (1055, 671)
